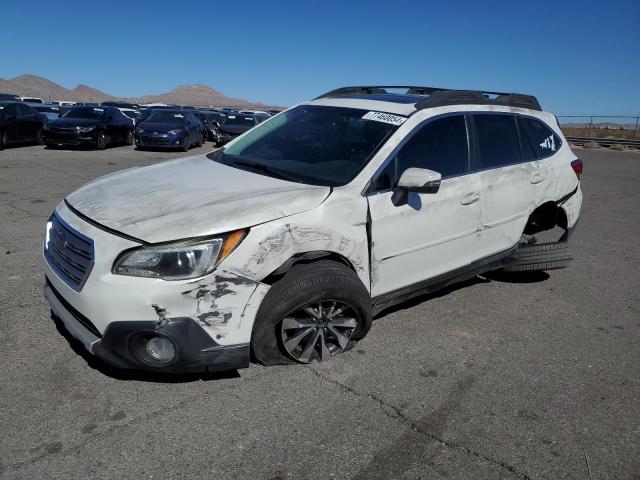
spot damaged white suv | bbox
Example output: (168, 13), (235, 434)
(43, 86), (582, 373)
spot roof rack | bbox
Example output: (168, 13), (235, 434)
(315, 85), (541, 111)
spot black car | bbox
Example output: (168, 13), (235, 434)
(135, 110), (204, 151)
(43, 106), (134, 150)
(0, 101), (47, 149)
(218, 113), (258, 145)
(0, 93), (22, 102)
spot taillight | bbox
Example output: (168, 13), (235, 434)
(571, 159), (583, 180)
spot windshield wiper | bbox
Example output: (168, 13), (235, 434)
(228, 157), (292, 182)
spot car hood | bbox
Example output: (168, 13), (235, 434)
(48, 118), (103, 127)
(65, 154), (331, 243)
(138, 122), (185, 133)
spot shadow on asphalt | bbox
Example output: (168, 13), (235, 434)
(374, 270), (550, 319)
(51, 314), (241, 383)
(44, 143), (126, 151)
(483, 270), (550, 283)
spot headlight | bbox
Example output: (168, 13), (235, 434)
(113, 230), (246, 280)
(168, 129), (183, 135)
(77, 126), (95, 133)
(136, 127), (144, 134)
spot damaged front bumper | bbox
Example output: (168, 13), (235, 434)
(45, 278), (250, 372)
(43, 202), (270, 373)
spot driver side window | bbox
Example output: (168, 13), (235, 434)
(397, 115), (469, 179)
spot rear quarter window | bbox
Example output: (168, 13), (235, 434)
(518, 117), (561, 160)
(474, 114), (521, 169)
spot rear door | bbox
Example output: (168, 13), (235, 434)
(17, 104), (41, 141)
(368, 114), (483, 297)
(2, 104), (22, 142)
(471, 113), (540, 255)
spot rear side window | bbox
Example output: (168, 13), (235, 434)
(18, 104), (34, 116)
(396, 115), (469, 178)
(519, 117), (560, 159)
(474, 114), (521, 169)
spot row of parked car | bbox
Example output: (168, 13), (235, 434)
(0, 93), (281, 151)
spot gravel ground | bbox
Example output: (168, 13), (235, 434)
(0, 143), (638, 479)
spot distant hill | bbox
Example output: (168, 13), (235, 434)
(0, 74), (276, 108)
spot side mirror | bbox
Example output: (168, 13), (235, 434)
(391, 168), (442, 206)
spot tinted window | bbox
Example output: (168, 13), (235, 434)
(224, 115), (257, 126)
(61, 107), (107, 120)
(474, 114), (521, 169)
(2, 104), (19, 117)
(371, 160), (396, 192)
(519, 117), (560, 159)
(144, 111), (186, 124)
(18, 104), (35, 116)
(396, 115), (469, 178)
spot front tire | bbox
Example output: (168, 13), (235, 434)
(96, 131), (107, 150)
(36, 128), (45, 145)
(181, 135), (190, 152)
(0, 130), (6, 150)
(251, 260), (372, 366)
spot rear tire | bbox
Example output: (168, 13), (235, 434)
(36, 128), (45, 145)
(504, 242), (572, 272)
(124, 129), (134, 146)
(251, 260), (372, 366)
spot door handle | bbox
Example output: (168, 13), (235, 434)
(530, 173), (546, 184)
(461, 192), (480, 205)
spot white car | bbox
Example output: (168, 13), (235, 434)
(43, 85), (582, 373)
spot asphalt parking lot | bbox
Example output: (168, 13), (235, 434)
(0, 144), (638, 480)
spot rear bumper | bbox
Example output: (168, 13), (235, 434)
(45, 278), (250, 373)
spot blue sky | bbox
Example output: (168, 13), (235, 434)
(2, 0), (638, 114)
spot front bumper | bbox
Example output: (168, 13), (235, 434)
(46, 277), (249, 372)
(43, 202), (270, 373)
(218, 132), (240, 145)
(135, 133), (185, 148)
(44, 131), (96, 146)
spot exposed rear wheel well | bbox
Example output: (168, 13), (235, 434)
(261, 251), (357, 285)
(524, 201), (567, 235)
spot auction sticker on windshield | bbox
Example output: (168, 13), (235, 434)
(362, 111), (407, 126)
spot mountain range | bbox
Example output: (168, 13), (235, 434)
(0, 74), (276, 108)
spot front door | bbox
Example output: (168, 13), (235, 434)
(368, 114), (483, 297)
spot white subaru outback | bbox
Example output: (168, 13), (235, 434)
(43, 86), (582, 373)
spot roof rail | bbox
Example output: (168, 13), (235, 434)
(314, 85), (542, 111)
(314, 85), (444, 99)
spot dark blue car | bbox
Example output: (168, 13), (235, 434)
(135, 110), (204, 151)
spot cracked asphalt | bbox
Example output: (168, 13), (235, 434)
(1, 144), (639, 479)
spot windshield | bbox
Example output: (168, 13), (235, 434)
(61, 107), (106, 120)
(216, 105), (401, 186)
(144, 111), (185, 124)
(224, 115), (256, 126)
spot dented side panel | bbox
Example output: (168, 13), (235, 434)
(221, 189), (371, 290)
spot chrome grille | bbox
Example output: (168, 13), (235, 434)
(44, 213), (94, 291)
